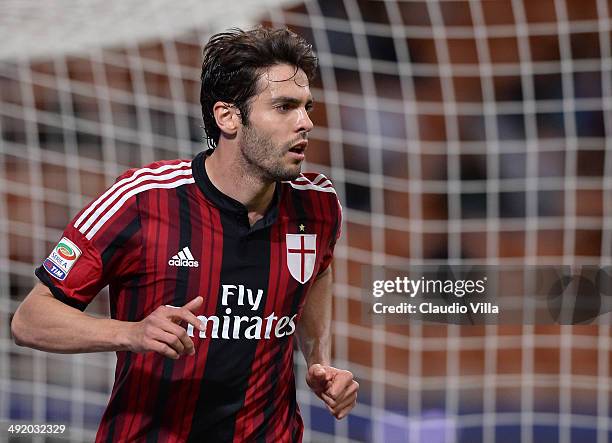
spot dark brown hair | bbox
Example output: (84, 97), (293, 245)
(200, 27), (318, 148)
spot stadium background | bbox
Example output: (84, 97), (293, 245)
(1, 0), (611, 442)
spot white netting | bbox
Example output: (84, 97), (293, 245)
(0, 0), (307, 60)
(1, 0), (611, 442)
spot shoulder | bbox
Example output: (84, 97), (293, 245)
(282, 172), (342, 220)
(73, 159), (194, 239)
(283, 172), (337, 195)
(117, 158), (193, 184)
(110, 158), (195, 197)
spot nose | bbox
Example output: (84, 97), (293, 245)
(296, 108), (314, 133)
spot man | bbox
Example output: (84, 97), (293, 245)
(11, 27), (358, 442)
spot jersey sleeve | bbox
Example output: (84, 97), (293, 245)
(35, 169), (142, 311)
(317, 196), (342, 276)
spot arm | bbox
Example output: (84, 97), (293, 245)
(297, 266), (332, 367)
(297, 266), (359, 420)
(11, 282), (204, 359)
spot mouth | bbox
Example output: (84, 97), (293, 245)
(288, 141), (307, 158)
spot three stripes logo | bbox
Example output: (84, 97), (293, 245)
(73, 161), (194, 241)
(168, 246), (199, 268)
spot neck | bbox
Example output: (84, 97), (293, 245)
(204, 145), (276, 218)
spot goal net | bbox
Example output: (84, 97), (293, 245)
(1, 0), (611, 442)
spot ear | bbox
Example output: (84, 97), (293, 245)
(213, 101), (240, 137)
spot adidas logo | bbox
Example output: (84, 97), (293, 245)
(168, 246), (199, 268)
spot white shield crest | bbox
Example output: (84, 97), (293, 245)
(286, 234), (317, 284)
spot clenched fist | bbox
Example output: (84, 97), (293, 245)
(306, 363), (359, 419)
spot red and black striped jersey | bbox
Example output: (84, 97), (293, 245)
(35, 151), (342, 442)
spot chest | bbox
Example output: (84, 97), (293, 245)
(139, 208), (331, 316)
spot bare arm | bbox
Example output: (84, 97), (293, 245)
(297, 266), (359, 419)
(297, 266), (332, 367)
(11, 282), (204, 359)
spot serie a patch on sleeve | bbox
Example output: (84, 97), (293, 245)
(43, 237), (82, 281)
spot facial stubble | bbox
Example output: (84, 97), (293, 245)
(238, 122), (303, 182)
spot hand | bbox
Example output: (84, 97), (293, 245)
(306, 363), (359, 419)
(127, 296), (204, 359)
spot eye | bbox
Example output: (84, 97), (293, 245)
(276, 103), (291, 113)
(305, 103), (314, 113)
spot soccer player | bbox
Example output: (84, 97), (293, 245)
(11, 27), (358, 441)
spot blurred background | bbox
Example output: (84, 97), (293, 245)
(1, 0), (611, 441)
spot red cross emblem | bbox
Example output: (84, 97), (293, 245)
(286, 234), (317, 284)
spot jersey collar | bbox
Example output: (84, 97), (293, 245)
(191, 150), (281, 230)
